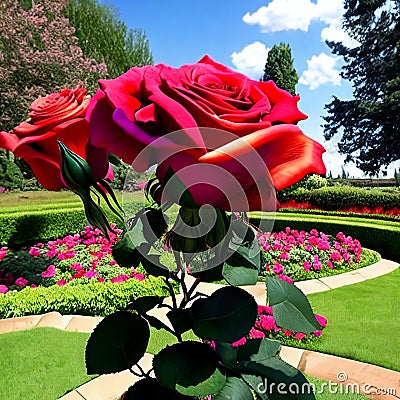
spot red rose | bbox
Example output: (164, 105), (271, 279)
(0, 88), (104, 190)
(87, 56), (326, 210)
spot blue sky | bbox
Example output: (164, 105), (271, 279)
(106, 0), (373, 177)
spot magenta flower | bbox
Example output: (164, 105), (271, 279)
(85, 269), (97, 279)
(303, 261), (311, 271)
(260, 315), (277, 331)
(29, 247), (41, 257)
(284, 330), (292, 337)
(0, 246), (8, 260)
(232, 337), (247, 348)
(278, 274), (293, 284)
(317, 241), (330, 251)
(15, 277), (28, 286)
(249, 328), (266, 339)
(273, 262), (284, 274)
(279, 252), (289, 260)
(313, 330), (322, 337)
(314, 314), (328, 328)
(57, 279), (67, 286)
(294, 332), (306, 341)
(41, 264), (56, 278)
(257, 305), (273, 315)
(0, 284), (8, 293)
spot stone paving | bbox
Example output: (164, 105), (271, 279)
(0, 259), (398, 400)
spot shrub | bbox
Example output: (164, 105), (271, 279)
(250, 212), (400, 260)
(0, 277), (169, 319)
(279, 185), (400, 210)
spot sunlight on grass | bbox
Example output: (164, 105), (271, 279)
(0, 327), (92, 400)
(307, 269), (400, 371)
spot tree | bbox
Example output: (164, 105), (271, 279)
(65, 0), (154, 77)
(262, 42), (298, 95)
(0, 0), (107, 132)
(323, 0), (400, 175)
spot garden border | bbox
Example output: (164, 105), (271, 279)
(0, 259), (398, 400)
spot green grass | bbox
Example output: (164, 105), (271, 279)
(0, 327), (92, 400)
(303, 269), (400, 371)
(0, 326), (369, 400)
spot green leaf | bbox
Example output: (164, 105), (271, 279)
(191, 286), (257, 342)
(190, 261), (224, 282)
(266, 278), (322, 334)
(222, 263), (259, 286)
(214, 341), (238, 369)
(123, 378), (193, 400)
(167, 309), (193, 335)
(86, 311), (149, 374)
(240, 360), (316, 400)
(213, 376), (253, 400)
(164, 167), (198, 208)
(237, 338), (281, 364)
(140, 254), (170, 277)
(153, 341), (226, 397)
(112, 231), (143, 269)
(241, 374), (269, 400)
(130, 295), (164, 314)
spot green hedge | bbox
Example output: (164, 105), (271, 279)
(250, 212), (400, 261)
(0, 276), (169, 319)
(280, 186), (400, 210)
(0, 208), (88, 248)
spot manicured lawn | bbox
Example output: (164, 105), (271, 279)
(0, 326), (368, 400)
(306, 269), (400, 371)
(0, 327), (92, 400)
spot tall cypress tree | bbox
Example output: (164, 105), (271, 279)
(323, 0), (400, 175)
(262, 42), (298, 95)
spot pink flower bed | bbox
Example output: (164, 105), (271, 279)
(280, 199), (400, 216)
(258, 227), (363, 282)
(230, 305), (328, 346)
(0, 225), (145, 293)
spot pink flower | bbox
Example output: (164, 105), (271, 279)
(232, 337), (247, 347)
(260, 315), (277, 331)
(85, 269), (97, 279)
(330, 251), (341, 261)
(57, 279), (67, 286)
(29, 247), (41, 257)
(305, 245), (313, 251)
(303, 261), (311, 271)
(317, 241), (330, 251)
(0, 247), (8, 260)
(41, 265), (56, 278)
(327, 260), (334, 269)
(314, 314), (328, 328)
(284, 330), (292, 337)
(294, 332), (306, 341)
(257, 305), (273, 315)
(249, 328), (265, 339)
(111, 274), (129, 283)
(313, 330), (322, 337)
(109, 259), (117, 266)
(273, 262), (284, 274)
(0, 284), (8, 293)
(278, 274), (293, 284)
(15, 277), (28, 286)
(132, 273), (145, 281)
(279, 252), (289, 260)
(97, 277), (105, 283)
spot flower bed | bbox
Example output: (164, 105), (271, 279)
(0, 224), (144, 294)
(258, 227), (370, 282)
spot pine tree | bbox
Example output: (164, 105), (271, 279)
(323, 0), (400, 175)
(262, 42), (299, 95)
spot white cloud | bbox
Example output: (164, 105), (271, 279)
(299, 53), (341, 90)
(321, 22), (360, 49)
(230, 41), (270, 79)
(242, 0), (317, 33)
(314, 0), (344, 24)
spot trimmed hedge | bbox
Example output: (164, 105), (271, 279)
(280, 208), (399, 222)
(279, 186), (400, 210)
(0, 208), (88, 248)
(0, 276), (169, 319)
(250, 212), (400, 261)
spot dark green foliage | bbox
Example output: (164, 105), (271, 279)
(65, 0), (153, 78)
(0, 276), (169, 318)
(86, 311), (150, 374)
(278, 185), (400, 210)
(0, 208), (88, 247)
(0, 250), (49, 285)
(323, 0), (400, 174)
(263, 42), (299, 95)
(0, 151), (24, 189)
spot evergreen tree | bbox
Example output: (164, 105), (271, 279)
(262, 42), (298, 95)
(65, 0), (154, 77)
(323, 0), (400, 175)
